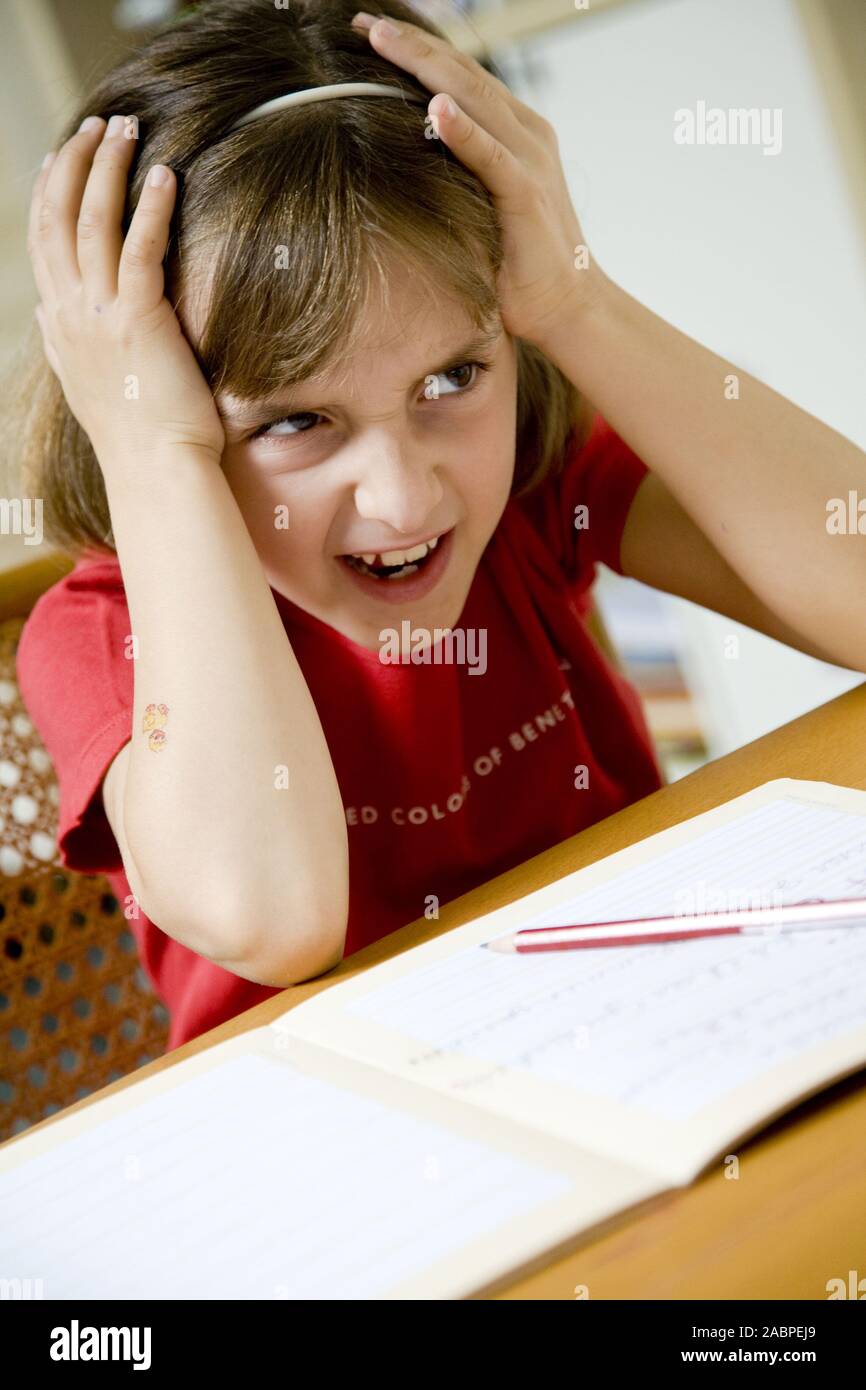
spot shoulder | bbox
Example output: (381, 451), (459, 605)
(513, 413), (652, 585)
(20, 551), (127, 642)
(17, 551), (130, 709)
(29, 550), (125, 609)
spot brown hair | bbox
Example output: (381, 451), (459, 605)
(4, 0), (592, 559)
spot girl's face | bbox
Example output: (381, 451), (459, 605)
(213, 267), (518, 653)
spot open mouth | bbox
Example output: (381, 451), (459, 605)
(340, 531), (445, 581)
(336, 526), (456, 602)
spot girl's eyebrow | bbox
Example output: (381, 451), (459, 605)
(217, 327), (503, 428)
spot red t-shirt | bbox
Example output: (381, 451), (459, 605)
(16, 413), (663, 1050)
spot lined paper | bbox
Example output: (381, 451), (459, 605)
(0, 1054), (569, 1298)
(345, 798), (866, 1120)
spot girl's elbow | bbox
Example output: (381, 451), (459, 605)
(208, 879), (348, 987)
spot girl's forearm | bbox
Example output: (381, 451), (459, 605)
(539, 267), (866, 666)
(101, 445), (349, 984)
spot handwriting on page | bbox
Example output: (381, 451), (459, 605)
(0, 1055), (568, 1297)
(348, 799), (866, 1121)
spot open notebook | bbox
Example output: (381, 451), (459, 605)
(2, 776), (866, 1299)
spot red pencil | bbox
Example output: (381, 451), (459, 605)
(483, 896), (866, 954)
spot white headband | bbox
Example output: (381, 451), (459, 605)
(229, 81), (429, 131)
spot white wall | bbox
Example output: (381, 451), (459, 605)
(0, 0), (81, 572)
(504, 0), (866, 756)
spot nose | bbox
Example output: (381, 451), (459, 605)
(352, 438), (444, 537)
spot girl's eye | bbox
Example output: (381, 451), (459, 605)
(426, 360), (489, 397)
(251, 410), (322, 440)
(250, 359), (491, 442)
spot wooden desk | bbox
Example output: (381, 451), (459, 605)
(7, 680), (866, 1298)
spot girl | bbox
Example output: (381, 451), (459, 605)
(13, 0), (866, 1053)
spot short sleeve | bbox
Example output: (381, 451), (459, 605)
(16, 555), (134, 874)
(519, 411), (651, 590)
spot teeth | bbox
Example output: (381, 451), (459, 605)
(349, 535), (441, 566)
(386, 565), (419, 580)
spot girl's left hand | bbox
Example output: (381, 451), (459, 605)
(351, 12), (601, 346)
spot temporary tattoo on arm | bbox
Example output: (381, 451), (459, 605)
(142, 703), (168, 751)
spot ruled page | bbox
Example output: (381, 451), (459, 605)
(0, 1053), (570, 1299)
(280, 794), (866, 1150)
(350, 799), (866, 1119)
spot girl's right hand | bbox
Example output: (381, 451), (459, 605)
(28, 114), (226, 467)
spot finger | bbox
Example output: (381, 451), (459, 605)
(117, 164), (176, 312)
(77, 114), (139, 303)
(353, 12), (515, 103)
(27, 152), (59, 306)
(426, 94), (526, 209)
(357, 16), (532, 152)
(34, 116), (107, 294)
(34, 304), (62, 378)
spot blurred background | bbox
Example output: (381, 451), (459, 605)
(2, 0), (865, 782)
